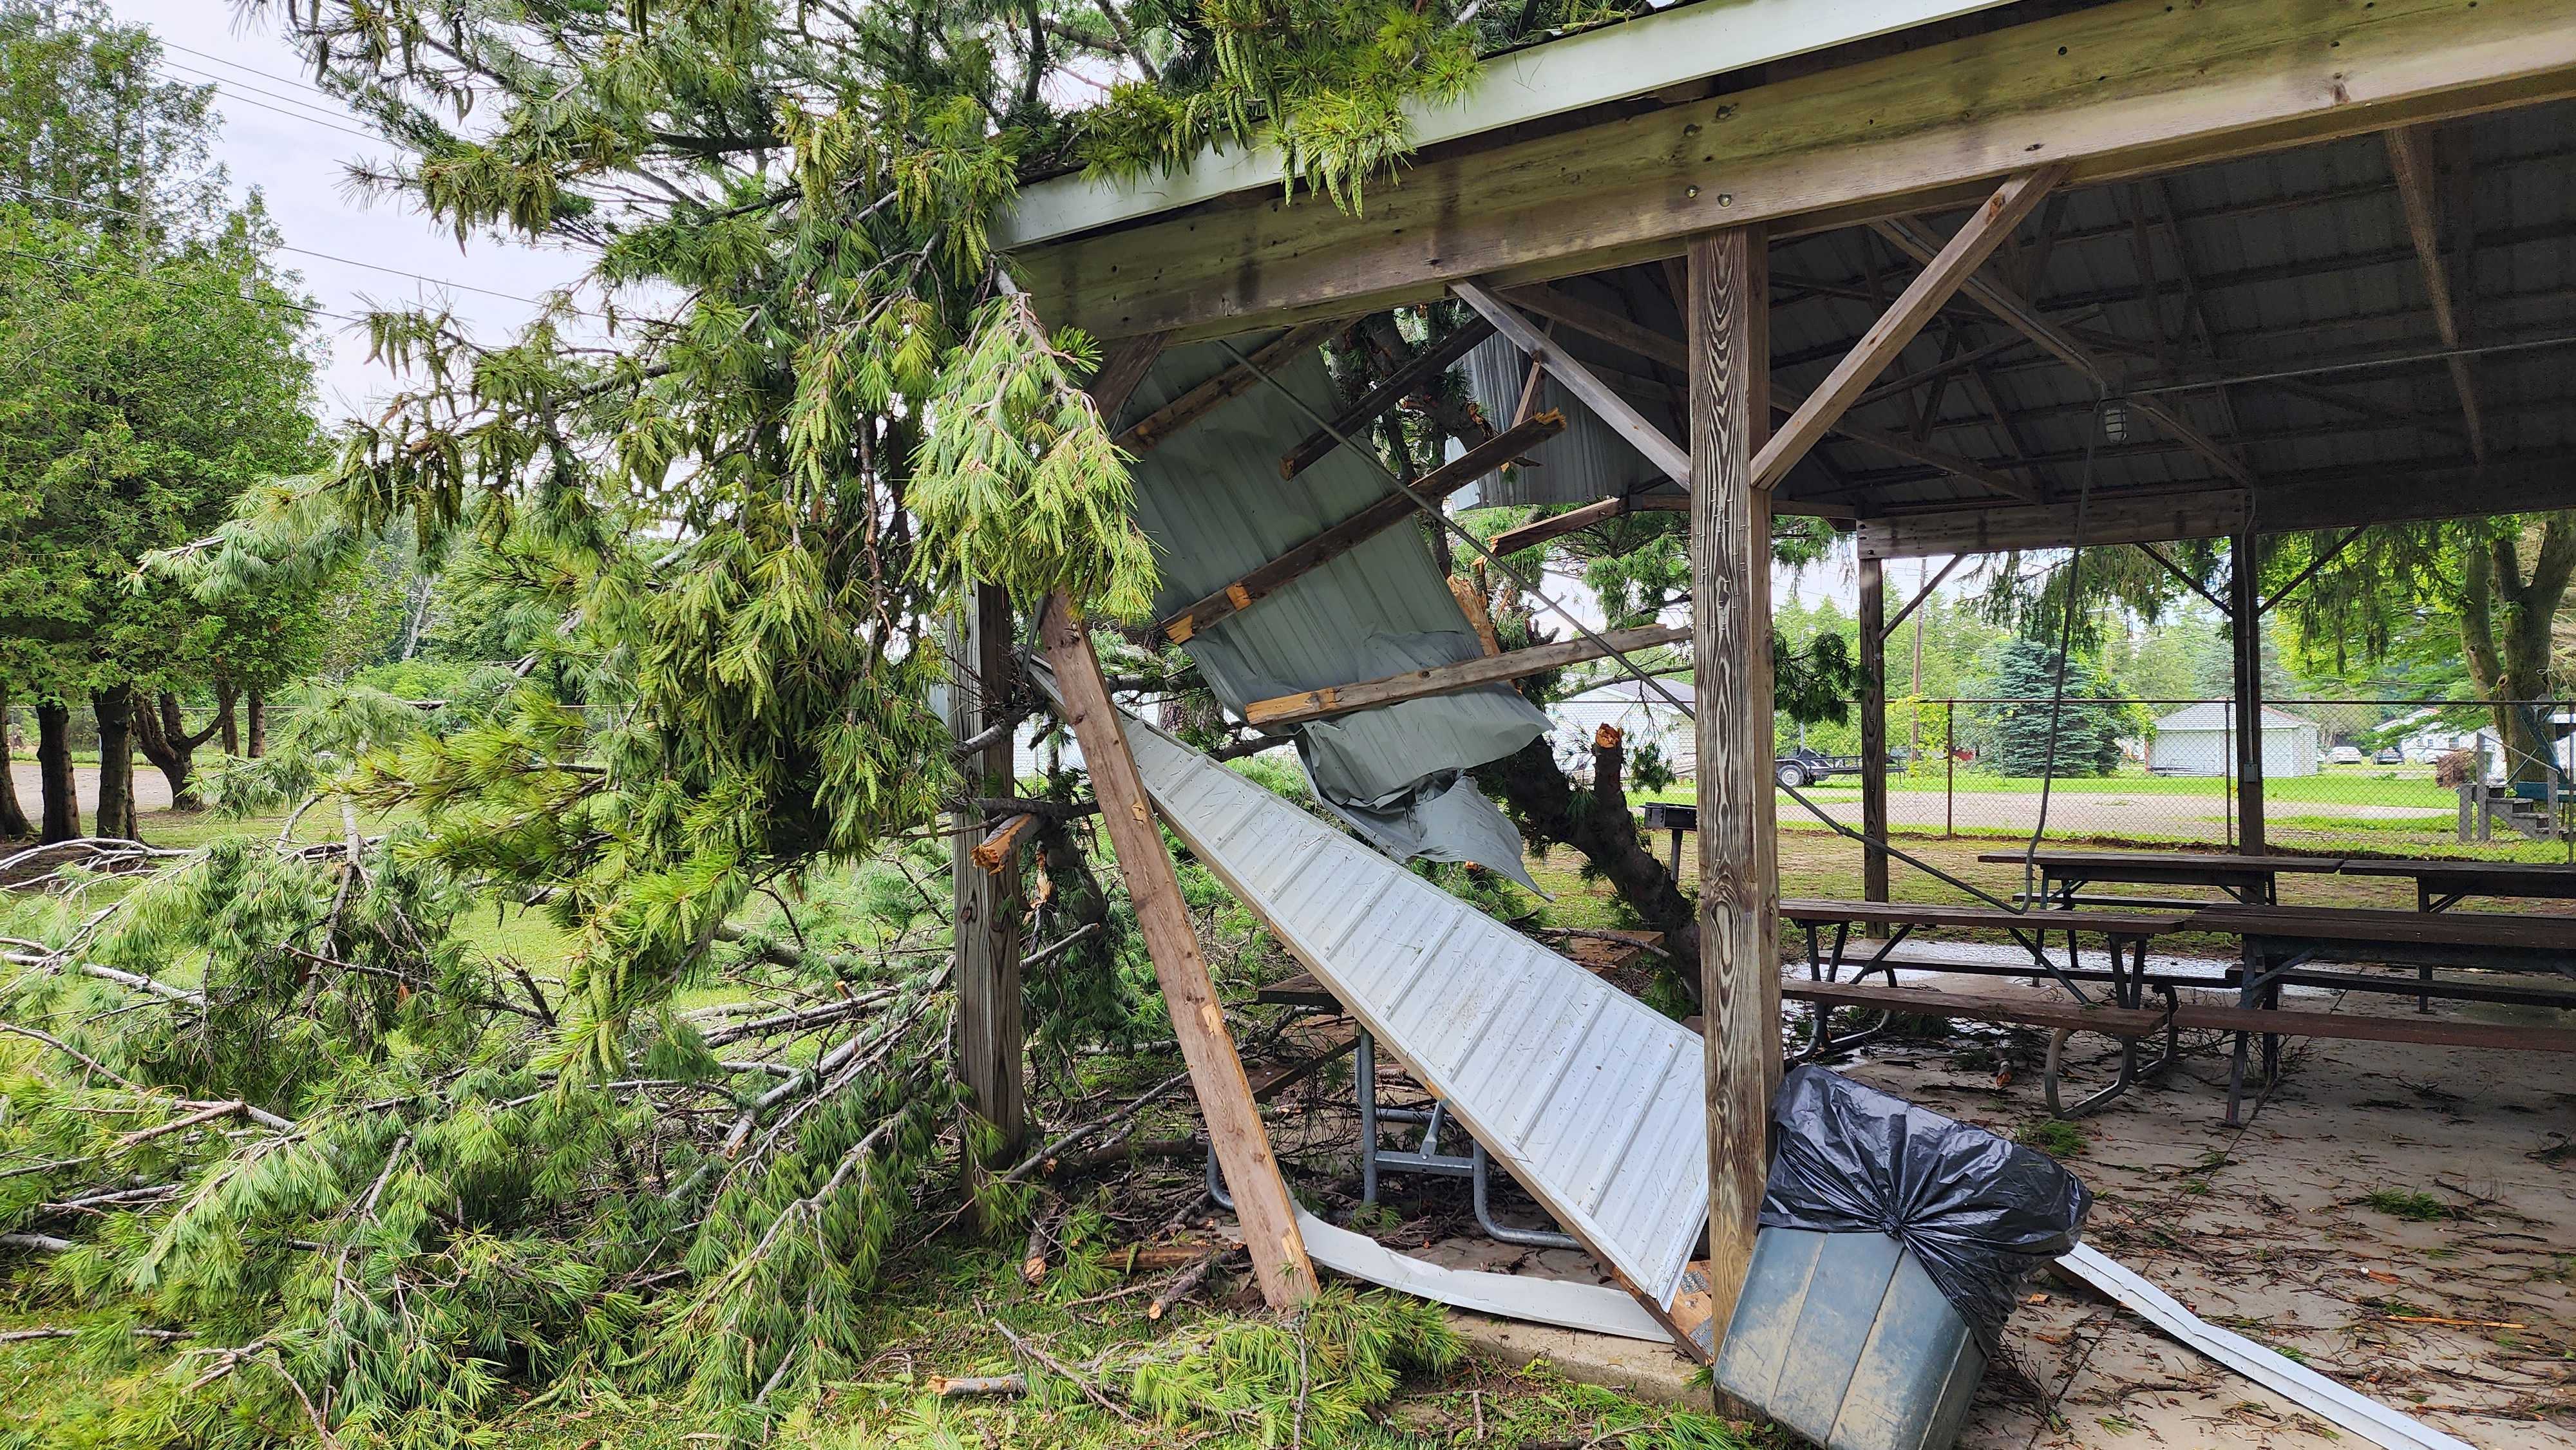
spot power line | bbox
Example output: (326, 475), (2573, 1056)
(176, 73), (382, 142)
(0, 182), (592, 314)
(160, 59), (366, 129)
(156, 39), (341, 99)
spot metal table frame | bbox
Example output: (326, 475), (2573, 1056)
(1205, 1021), (1578, 1250)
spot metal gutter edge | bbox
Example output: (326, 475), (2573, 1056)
(996, 0), (2022, 250)
(2054, 1245), (2478, 1450)
(1298, 1209), (1672, 1343)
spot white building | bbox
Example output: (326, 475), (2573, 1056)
(2146, 702), (2321, 778)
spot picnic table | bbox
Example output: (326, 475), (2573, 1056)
(1780, 898), (2195, 1116)
(1979, 849), (2344, 909)
(2183, 903), (2576, 1120)
(2338, 857), (2576, 912)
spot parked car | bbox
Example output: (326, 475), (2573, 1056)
(2374, 746), (2405, 765)
(2329, 744), (2364, 766)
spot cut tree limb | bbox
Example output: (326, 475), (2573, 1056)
(1242, 624), (1685, 728)
(1155, 410), (1567, 645)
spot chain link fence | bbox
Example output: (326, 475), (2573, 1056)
(1776, 697), (2576, 862)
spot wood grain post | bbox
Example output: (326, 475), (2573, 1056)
(952, 582), (1027, 1167)
(1857, 554), (1891, 916)
(1688, 224), (1779, 1348)
(2228, 531), (2267, 855)
(1037, 594), (1318, 1308)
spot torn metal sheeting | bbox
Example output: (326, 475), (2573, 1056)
(1296, 1209), (1667, 1342)
(1115, 706), (1711, 1350)
(1114, 332), (1549, 890)
(2053, 1245), (2477, 1450)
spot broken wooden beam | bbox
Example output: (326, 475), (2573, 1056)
(1114, 321), (1338, 453)
(1277, 318), (1496, 480)
(1155, 409), (1567, 644)
(1242, 623), (1685, 728)
(1755, 167), (2065, 492)
(972, 813), (1038, 874)
(1037, 594), (1318, 1308)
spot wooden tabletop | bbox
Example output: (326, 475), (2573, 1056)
(1780, 897), (2195, 933)
(1976, 849), (2345, 874)
(2186, 903), (2576, 948)
(2339, 858), (2576, 881)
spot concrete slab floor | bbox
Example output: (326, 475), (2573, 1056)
(1392, 972), (2573, 1447)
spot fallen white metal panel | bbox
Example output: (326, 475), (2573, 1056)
(2055, 1245), (2478, 1450)
(1115, 708), (1709, 1336)
(1297, 1209), (1669, 1342)
(995, 0), (2023, 249)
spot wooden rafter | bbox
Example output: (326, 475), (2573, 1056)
(1276, 318), (1497, 480)
(1153, 410), (1569, 644)
(1871, 215), (2255, 488)
(1755, 167), (2067, 492)
(1242, 624), (1687, 728)
(2386, 125), (2486, 462)
(1114, 322), (1338, 453)
(1454, 280), (1692, 484)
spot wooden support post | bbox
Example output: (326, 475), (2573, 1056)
(2229, 532), (2268, 856)
(1688, 224), (1778, 1345)
(952, 583), (1027, 1163)
(1857, 554), (1890, 913)
(1037, 595), (1318, 1308)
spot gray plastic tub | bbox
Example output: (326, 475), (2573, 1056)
(1713, 1226), (1986, 1450)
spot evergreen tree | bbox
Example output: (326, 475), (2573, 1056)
(1971, 636), (2130, 778)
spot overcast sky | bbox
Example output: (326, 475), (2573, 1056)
(113, 2), (588, 420)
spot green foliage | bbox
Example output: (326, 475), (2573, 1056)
(0, 1), (327, 725)
(1109, 1286), (1458, 1440)
(1081, 0), (1481, 213)
(911, 297), (1157, 620)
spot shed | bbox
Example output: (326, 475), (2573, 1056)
(2148, 704), (2320, 778)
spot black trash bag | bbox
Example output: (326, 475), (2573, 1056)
(1760, 1065), (2092, 1356)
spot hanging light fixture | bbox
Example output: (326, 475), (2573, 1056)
(2101, 398), (2130, 444)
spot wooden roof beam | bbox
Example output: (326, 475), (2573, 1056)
(1114, 322), (1338, 453)
(1454, 279), (1692, 484)
(1242, 623), (1687, 728)
(2386, 125), (2486, 462)
(1276, 318), (1497, 480)
(1871, 214), (2254, 488)
(1756, 167), (2066, 492)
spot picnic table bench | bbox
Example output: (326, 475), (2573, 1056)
(1781, 898), (2195, 1116)
(1979, 849), (2344, 909)
(2179, 903), (2576, 1120)
(2338, 857), (2576, 912)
